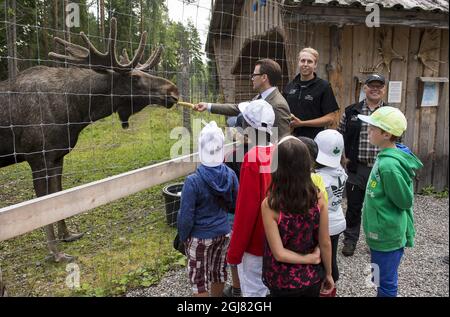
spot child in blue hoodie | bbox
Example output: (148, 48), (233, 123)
(177, 121), (239, 297)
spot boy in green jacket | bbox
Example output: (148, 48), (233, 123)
(358, 106), (423, 297)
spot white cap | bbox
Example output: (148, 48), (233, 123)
(198, 121), (225, 167)
(314, 129), (344, 168)
(238, 99), (275, 135)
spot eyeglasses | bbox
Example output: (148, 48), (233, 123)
(367, 84), (384, 90)
(250, 73), (265, 79)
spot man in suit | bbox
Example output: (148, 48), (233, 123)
(194, 58), (291, 139)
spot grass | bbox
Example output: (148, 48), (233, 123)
(0, 105), (226, 296)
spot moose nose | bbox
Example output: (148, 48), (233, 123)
(166, 95), (179, 108)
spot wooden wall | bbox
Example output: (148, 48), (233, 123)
(213, 38), (236, 103)
(211, 1), (448, 191)
(283, 22), (449, 191)
(233, 0), (283, 63)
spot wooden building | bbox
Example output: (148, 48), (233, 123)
(206, 0), (449, 191)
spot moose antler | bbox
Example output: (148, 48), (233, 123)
(49, 18), (157, 73)
(374, 30), (404, 73)
(119, 45), (163, 72)
(415, 29), (447, 74)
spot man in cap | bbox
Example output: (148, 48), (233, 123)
(338, 74), (388, 257)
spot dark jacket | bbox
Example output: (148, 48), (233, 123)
(341, 101), (389, 172)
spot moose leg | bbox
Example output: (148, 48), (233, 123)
(31, 159), (74, 262)
(44, 160), (84, 242)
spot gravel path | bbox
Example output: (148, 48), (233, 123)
(127, 195), (449, 297)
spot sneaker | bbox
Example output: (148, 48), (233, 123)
(223, 284), (241, 297)
(342, 243), (356, 257)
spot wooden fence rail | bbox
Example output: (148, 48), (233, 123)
(0, 144), (235, 242)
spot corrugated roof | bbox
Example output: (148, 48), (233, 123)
(285, 0), (449, 12)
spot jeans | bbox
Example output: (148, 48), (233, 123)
(370, 248), (404, 297)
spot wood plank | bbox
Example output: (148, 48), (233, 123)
(390, 26), (409, 113)
(282, 6), (448, 28)
(341, 25), (353, 112)
(328, 25), (344, 128)
(274, 0), (279, 28)
(0, 144), (234, 242)
(419, 77), (449, 83)
(268, 0), (273, 29)
(417, 107), (435, 189)
(373, 27), (389, 105)
(352, 25), (369, 103)
(283, 21), (302, 79)
(433, 29), (449, 191)
(315, 24), (330, 80)
(404, 28), (423, 160)
(417, 29), (441, 190)
(214, 38), (236, 103)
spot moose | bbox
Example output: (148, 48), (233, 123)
(0, 18), (180, 262)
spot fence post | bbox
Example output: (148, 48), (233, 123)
(181, 47), (192, 136)
(0, 267), (7, 297)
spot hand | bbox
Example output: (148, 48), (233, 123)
(305, 246), (321, 264)
(290, 114), (303, 128)
(194, 102), (208, 112)
(320, 274), (335, 294)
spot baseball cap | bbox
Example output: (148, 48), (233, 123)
(238, 99), (275, 135)
(365, 74), (385, 85)
(314, 129), (344, 168)
(357, 106), (407, 137)
(198, 121), (225, 167)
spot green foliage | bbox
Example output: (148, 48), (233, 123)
(420, 185), (435, 196)
(420, 185), (449, 199)
(0, 0), (218, 101)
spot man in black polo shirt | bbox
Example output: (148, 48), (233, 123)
(285, 47), (339, 139)
(338, 74), (388, 257)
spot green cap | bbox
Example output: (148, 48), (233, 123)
(357, 106), (407, 137)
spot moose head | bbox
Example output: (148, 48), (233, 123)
(49, 17), (179, 128)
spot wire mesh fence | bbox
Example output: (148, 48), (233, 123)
(2, 0), (447, 297)
(0, 0), (232, 296)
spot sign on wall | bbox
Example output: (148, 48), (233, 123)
(388, 81), (402, 104)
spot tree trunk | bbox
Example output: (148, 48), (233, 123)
(99, 0), (105, 50)
(64, 0), (71, 42)
(42, 1), (49, 59)
(139, 0), (144, 35)
(181, 48), (192, 135)
(53, 0), (59, 52)
(5, 0), (18, 81)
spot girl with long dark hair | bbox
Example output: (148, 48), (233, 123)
(262, 136), (334, 297)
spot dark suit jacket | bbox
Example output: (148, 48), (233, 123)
(210, 88), (291, 138)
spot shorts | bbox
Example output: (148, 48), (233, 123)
(186, 234), (230, 294)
